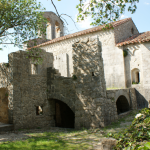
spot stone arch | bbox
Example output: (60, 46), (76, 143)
(48, 94), (75, 113)
(131, 68), (140, 84)
(0, 88), (9, 123)
(116, 95), (130, 114)
(115, 90), (130, 105)
(43, 12), (64, 40)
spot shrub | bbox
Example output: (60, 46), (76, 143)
(107, 108), (150, 150)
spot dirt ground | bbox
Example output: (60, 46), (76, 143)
(0, 110), (138, 150)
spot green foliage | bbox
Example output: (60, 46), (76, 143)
(132, 82), (140, 85)
(76, 0), (139, 26)
(5, 93), (8, 97)
(5, 63), (9, 67)
(26, 48), (43, 64)
(72, 74), (77, 80)
(123, 49), (128, 57)
(0, 0), (47, 49)
(106, 108), (150, 150)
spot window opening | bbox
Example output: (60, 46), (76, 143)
(131, 28), (134, 34)
(131, 68), (140, 84)
(31, 64), (38, 75)
(36, 106), (43, 115)
(92, 72), (94, 76)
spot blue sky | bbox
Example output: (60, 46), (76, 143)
(0, 0), (150, 63)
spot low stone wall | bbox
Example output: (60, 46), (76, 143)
(106, 88), (137, 119)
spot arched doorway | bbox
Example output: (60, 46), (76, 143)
(0, 88), (9, 123)
(116, 95), (130, 115)
(55, 100), (75, 128)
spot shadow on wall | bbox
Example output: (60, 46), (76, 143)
(135, 89), (148, 109)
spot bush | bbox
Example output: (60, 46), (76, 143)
(107, 108), (150, 150)
(123, 50), (128, 57)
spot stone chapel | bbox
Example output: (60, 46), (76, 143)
(0, 11), (150, 130)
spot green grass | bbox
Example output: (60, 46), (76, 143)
(106, 87), (124, 90)
(0, 110), (144, 150)
(0, 131), (92, 150)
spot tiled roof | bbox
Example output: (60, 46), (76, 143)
(117, 31), (150, 46)
(28, 18), (132, 50)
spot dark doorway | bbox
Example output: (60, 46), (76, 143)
(0, 88), (9, 123)
(116, 96), (130, 115)
(55, 100), (75, 128)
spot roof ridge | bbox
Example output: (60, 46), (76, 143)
(28, 17), (132, 50)
(117, 31), (150, 46)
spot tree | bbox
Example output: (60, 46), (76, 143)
(76, 0), (139, 26)
(0, 0), (47, 50)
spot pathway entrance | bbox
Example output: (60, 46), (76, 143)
(55, 100), (75, 128)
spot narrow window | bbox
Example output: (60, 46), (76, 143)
(36, 106), (43, 115)
(92, 72), (94, 76)
(31, 64), (38, 75)
(131, 28), (134, 34)
(131, 68), (140, 84)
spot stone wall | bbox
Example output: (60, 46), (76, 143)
(106, 88), (137, 111)
(124, 42), (150, 108)
(47, 37), (122, 129)
(42, 29), (126, 89)
(72, 37), (108, 128)
(114, 19), (139, 44)
(8, 50), (54, 129)
(0, 62), (13, 124)
(0, 88), (9, 123)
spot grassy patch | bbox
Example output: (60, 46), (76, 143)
(0, 131), (92, 150)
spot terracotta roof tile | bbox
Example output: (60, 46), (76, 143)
(116, 31), (150, 46)
(28, 18), (132, 50)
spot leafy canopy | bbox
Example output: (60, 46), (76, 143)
(76, 0), (139, 26)
(0, 0), (47, 49)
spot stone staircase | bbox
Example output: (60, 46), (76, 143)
(54, 69), (61, 77)
(0, 122), (14, 132)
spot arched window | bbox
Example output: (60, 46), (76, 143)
(46, 18), (52, 40)
(55, 21), (61, 38)
(131, 68), (140, 84)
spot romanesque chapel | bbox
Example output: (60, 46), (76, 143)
(0, 12), (149, 130)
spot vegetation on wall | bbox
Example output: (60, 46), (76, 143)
(123, 49), (128, 57)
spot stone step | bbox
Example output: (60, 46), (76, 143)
(0, 123), (14, 132)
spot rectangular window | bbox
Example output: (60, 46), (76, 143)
(31, 64), (38, 75)
(36, 106), (43, 115)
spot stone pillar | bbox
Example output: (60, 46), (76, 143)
(72, 37), (107, 129)
(51, 22), (56, 40)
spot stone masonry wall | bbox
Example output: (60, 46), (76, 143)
(72, 37), (108, 128)
(42, 29), (126, 89)
(106, 88), (137, 112)
(47, 67), (76, 113)
(10, 50), (54, 129)
(0, 62), (13, 124)
(124, 42), (150, 108)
